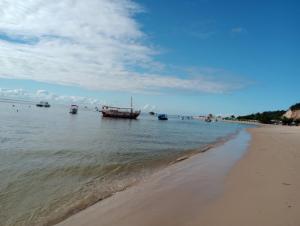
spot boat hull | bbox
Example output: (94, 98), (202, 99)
(69, 109), (78, 114)
(101, 111), (140, 119)
(36, 104), (50, 107)
(158, 114), (168, 120)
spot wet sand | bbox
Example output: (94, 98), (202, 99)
(195, 125), (300, 226)
(56, 126), (300, 226)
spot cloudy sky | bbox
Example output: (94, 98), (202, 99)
(0, 0), (299, 114)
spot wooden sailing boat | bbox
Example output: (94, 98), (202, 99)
(101, 97), (141, 119)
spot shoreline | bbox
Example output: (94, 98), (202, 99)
(221, 119), (262, 125)
(43, 127), (246, 226)
(55, 125), (300, 226)
(194, 125), (300, 225)
(55, 128), (251, 226)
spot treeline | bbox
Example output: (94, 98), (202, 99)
(237, 110), (286, 124)
(236, 102), (300, 125)
(290, 103), (300, 111)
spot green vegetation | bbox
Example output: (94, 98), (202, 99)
(290, 103), (300, 111)
(236, 102), (300, 125)
(237, 111), (285, 124)
(281, 117), (293, 125)
(223, 115), (236, 120)
(226, 102), (300, 125)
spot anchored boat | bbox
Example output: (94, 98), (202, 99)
(69, 105), (78, 114)
(158, 114), (168, 120)
(36, 101), (50, 108)
(101, 97), (140, 119)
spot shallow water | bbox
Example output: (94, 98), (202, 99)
(0, 102), (251, 226)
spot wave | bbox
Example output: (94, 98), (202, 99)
(37, 130), (241, 226)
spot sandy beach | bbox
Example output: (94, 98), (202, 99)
(197, 125), (300, 226)
(56, 126), (300, 226)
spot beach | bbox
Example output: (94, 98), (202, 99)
(196, 125), (300, 226)
(1, 1), (298, 226)
(56, 125), (300, 226)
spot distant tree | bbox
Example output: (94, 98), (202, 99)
(282, 117), (294, 125)
(294, 119), (300, 126)
(237, 110), (285, 124)
(236, 103), (300, 124)
(259, 113), (272, 124)
(290, 103), (300, 111)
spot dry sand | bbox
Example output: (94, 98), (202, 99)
(56, 126), (300, 226)
(196, 126), (300, 226)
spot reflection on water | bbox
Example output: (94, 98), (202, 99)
(0, 102), (250, 226)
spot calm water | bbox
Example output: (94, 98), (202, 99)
(0, 102), (250, 226)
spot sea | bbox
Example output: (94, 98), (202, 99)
(0, 102), (251, 226)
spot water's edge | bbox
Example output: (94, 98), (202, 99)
(50, 128), (250, 226)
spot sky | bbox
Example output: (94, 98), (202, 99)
(0, 0), (299, 115)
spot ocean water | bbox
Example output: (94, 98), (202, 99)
(0, 102), (250, 226)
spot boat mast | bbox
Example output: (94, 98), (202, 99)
(130, 96), (133, 114)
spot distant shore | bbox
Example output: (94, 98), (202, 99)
(221, 119), (262, 125)
(56, 126), (300, 226)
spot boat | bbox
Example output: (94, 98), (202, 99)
(158, 114), (168, 120)
(36, 101), (50, 108)
(101, 97), (140, 119)
(205, 118), (212, 122)
(149, 111), (155, 115)
(205, 113), (213, 122)
(69, 105), (78, 114)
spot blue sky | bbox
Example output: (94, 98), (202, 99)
(0, 0), (299, 115)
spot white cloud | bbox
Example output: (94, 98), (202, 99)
(231, 27), (247, 34)
(0, 88), (101, 106)
(0, 0), (245, 93)
(0, 88), (28, 97)
(142, 104), (156, 111)
(36, 89), (49, 96)
(143, 104), (149, 110)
